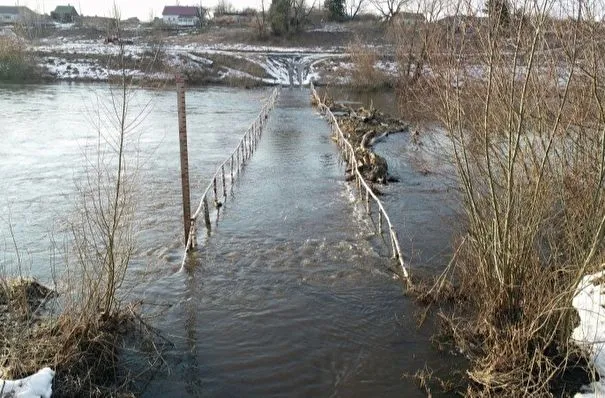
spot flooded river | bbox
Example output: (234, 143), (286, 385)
(0, 83), (459, 396)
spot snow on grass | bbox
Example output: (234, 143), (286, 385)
(41, 56), (171, 81)
(53, 22), (76, 30)
(375, 60), (398, 76)
(572, 271), (605, 398)
(0, 367), (55, 398)
(306, 23), (351, 33)
(42, 57), (108, 80)
(32, 37), (343, 84)
(184, 52), (213, 66)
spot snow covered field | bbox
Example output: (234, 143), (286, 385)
(31, 37), (347, 85)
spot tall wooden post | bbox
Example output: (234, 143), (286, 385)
(176, 75), (191, 244)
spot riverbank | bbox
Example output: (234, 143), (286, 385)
(1, 24), (401, 86)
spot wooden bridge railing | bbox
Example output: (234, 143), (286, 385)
(181, 86), (280, 267)
(310, 82), (409, 281)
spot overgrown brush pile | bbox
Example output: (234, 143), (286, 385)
(323, 98), (408, 184)
(418, 3), (605, 396)
(0, 37), (40, 82)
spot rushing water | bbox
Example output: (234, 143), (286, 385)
(316, 87), (459, 271)
(1, 83), (459, 396)
(0, 83), (266, 277)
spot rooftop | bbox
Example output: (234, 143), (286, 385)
(162, 6), (198, 17)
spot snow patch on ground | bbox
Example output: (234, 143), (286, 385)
(33, 38), (337, 84)
(572, 271), (605, 398)
(53, 22), (76, 30)
(42, 57), (108, 80)
(41, 56), (171, 81)
(0, 27), (17, 38)
(184, 52), (213, 66)
(0, 367), (55, 398)
(306, 23), (351, 33)
(376, 60), (398, 76)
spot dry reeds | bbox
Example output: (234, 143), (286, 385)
(0, 280), (166, 397)
(347, 37), (390, 89)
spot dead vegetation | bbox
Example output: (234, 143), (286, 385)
(323, 98), (408, 184)
(0, 278), (167, 397)
(396, 0), (605, 396)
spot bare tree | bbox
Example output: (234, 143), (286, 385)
(255, 0), (268, 38)
(196, 2), (208, 28)
(391, 0), (444, 87)
(215, 0), (235, 15)
(292, 0), (317, 31)
(369, 0), (407, 21)
(347, 0), (366, 19)
(70, 3), (155, 317)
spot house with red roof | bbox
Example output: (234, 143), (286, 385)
(162, 5), (200, 27)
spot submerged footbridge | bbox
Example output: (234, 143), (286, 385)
(179, 84), (409, 281)
(141, 87), (438, 397)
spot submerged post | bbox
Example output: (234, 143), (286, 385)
(176, 74), (191, 244)
(222, 165), (227, 197)
(203, 197), (211, 232)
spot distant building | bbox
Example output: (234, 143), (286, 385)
(394, 12), (426, 26)
(0, 6), (36, 24)
(51, 5), (79, 23)
(162, 6), (200, 27)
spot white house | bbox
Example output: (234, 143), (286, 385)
(0, 6), (35, 24)
(162, 6), (200, 27)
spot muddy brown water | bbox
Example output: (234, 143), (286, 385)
(1, 83), (460, 397)
(317, 86), (459, 270)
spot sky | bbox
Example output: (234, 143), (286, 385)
(5, 0), (600, 24)
(6, 0), (260, 21)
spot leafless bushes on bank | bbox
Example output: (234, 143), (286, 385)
(0, 36), (40, 82)
(1, 9), (168, 396)
(418, 0), (605, 395)
(347, 37), (390, 89)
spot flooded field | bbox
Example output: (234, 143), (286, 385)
(0, 83), (459, 397)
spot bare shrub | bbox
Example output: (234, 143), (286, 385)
(386, 0), (445, 120)
(0, 8), (167, 396)
(419, 0), (605, 394)
(0, 37), (40, 82)
(347, 37), (389, 89)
